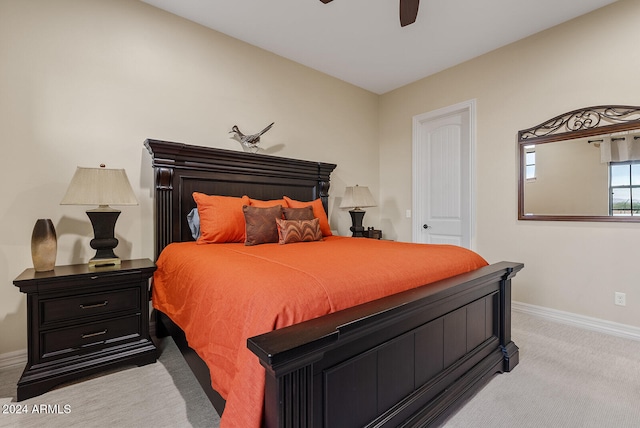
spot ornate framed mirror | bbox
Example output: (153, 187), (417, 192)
(518, 105), (640, 222)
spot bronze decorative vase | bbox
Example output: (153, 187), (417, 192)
(31, 219), (57, 271)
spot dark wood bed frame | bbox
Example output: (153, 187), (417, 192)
(145, 139), (524, 427)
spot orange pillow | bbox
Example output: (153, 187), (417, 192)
(193, 193), (250, 243)
(283, 196), (332, 237)
(248, 198), (288, 208)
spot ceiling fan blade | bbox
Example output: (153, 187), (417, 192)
(399, 0), (420, 27)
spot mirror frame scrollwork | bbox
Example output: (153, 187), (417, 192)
(518, 105), (640, 222)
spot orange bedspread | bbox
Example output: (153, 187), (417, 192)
(152, 236), (487, 428)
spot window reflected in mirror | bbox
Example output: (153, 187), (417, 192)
(524, 146), (536, 180)
(610, 161), (640, 216)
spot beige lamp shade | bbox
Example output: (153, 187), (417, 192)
(339, 185), (376, 210)
(60, 166), (138, 207)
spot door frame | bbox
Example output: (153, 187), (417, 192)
(412, 99), (477, 248)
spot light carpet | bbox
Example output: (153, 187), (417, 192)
(1, 311), (639, 427)
(443, 311), (640, 427)
(0, 338), (220, 428)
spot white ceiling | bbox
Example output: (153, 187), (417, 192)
(141, 0), (618, 94)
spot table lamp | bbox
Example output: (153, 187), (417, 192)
(339, 185), (376, 237)
(61, 164), (138, 267)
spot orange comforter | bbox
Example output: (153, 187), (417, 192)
(152, 236), (487, 428)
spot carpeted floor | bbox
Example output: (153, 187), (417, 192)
(1, 311), (639, 427)
(442, 312), (640, 427)
(0, 338), (220, 428)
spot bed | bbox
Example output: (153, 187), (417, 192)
(145, 139), (523, 427)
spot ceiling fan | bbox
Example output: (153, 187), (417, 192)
(320, 0), (420, 27)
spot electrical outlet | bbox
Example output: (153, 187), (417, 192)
(614, 292), (626, 306)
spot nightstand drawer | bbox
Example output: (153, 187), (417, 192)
(41, 314), (142, 359)
(41, 287), (141, 325)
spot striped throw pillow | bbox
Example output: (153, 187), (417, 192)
(276, 218), (323, 244)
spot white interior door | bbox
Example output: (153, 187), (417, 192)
(412, 100), (475, 248)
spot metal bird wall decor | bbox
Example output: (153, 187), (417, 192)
(320, 0), (420, 27)
(229, 122), (274, 153)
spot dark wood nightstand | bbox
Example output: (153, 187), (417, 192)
(13, 258), (157, 401)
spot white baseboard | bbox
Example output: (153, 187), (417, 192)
(0, 349), (27, 370)
(513, 301), (640, 342)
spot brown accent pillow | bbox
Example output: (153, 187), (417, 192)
(276, 218), (323, 244)
(282, 206), (314, 221)
(243, 205), (283, 246)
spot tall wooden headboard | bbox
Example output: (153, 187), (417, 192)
(144, 139), (337, 259)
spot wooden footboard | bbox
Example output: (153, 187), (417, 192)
(248, 261), (523, 427)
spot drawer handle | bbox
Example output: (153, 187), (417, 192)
(80, 300), (109, 309)
(81, 329), (108, 339)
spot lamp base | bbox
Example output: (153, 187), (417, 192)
(86, 207), (121, 266)
(349, 209), (366, 237)
(89, 257), (121, 268)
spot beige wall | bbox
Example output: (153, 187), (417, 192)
(379, 0), (640, 327)
(524, 139), (608, 216)
(0, 0), (379, 355)
(2, 0), (638, 357)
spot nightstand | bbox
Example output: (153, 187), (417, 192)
(13, 258), (157, 401)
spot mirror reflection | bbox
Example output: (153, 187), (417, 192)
(522, 132), (640, 217)
(518, 105), (640, 222)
